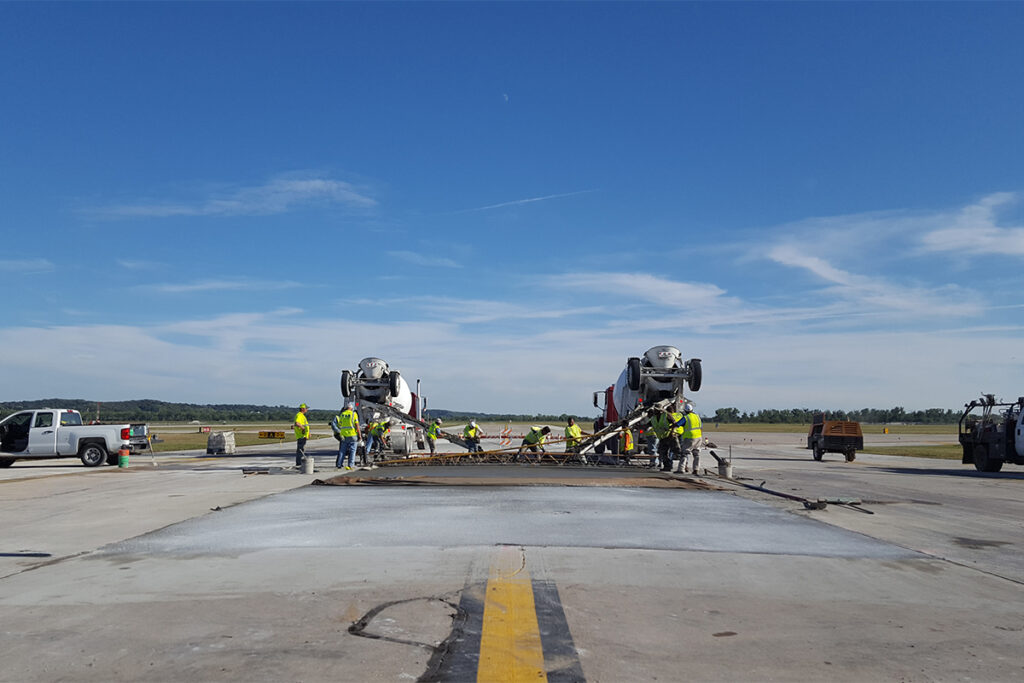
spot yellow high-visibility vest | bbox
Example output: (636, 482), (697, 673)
(336, 410), (359, 438)
(293, 412), (310, 439)
(682, 412), (702, 439)
(564, 423), (582, 445)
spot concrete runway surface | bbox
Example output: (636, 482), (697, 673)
(1, 431), (1022, 682)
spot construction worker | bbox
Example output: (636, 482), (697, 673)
(651, 407), (674, 470)
(463, 420), (483, 452)
(517, 426), (551, 459)
(676, 402), (703, 474)
(564, 418), (582, 452)
(292, 403), (310, 468)
(366, 417), (385, 458)
(619, 428), (634, 460)
(426, 418), (443, 454)
(365, 416), (389, 464)
(334, 402), (359, 470)
(668, 403), (687, 472)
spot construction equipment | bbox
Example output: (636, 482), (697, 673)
(591, 346), (701, 456)
(958, 394), (1024, 472)
(340, 358), (434, 455)
(806, 413), (863, 462)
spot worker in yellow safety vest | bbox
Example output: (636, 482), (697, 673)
(426, 418), (443, 454)
(462, 420), (484, 452)
(673, 402), (703, 474)
(517, 425), (551, 460)
(564, 418), (583, 452)
(292, 403), (310, 468)
(334, 402), (360, 470)
(651, 408), (676, 471)
(365, 416), (389, 464)
(619, 428), (634, 459)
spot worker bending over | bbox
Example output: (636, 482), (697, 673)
(463, 420), (484, 452)
(365, 417), (389, 464)
(517, 425), (551, 459)
(426, 418), (443, 454)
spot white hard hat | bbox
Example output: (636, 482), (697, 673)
(373, 413), (381, 419)
(470, 420), (476, 426)
(435, 418), (443, 424)
(345, 401), (354, 409)
(684, 402), (694, 413)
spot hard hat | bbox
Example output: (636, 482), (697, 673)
(345, 401), (354, 409)
(470, 420), (476, 426)
(299, 403), (308, 410)
(434, 418), (443, 424)
(373, 413), (381, 419)
(684, 402), (694, 413)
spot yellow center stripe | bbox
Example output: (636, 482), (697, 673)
(477, 547), (548, 682)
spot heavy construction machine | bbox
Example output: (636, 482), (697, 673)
(958, 394), (1024, 472)
(339, 357), (467, 454)
(584, 346), (702, 457)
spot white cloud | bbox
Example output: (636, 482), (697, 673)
(549, 272), (728, 308)
(87, 174), (376, 219)
(920, 191), (1024, 256)
(0, 258), (54, 274)
(386, 251), (462, 269)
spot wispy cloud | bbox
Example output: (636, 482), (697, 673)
(87, 174), (377, 219)
(920, 191), (1024, 256)
(150, 279), (304, 294)
(549, 272), (729, 308)
(0, 258), (54, 274)
(386, 251), (462, 268)
(452, 190), (595, 214)
(118, 259), (163, 270)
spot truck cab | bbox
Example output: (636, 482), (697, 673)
(959, 395), (1024, 472)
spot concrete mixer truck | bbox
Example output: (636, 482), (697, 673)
(340, 357), (425, 454)
(591, 346), (702, 453)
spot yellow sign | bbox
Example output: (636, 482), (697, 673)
(259, 431), (286, 439)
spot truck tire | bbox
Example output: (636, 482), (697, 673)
(0, 457), (15, 468)
(973, 444), (1003, 473)
(79, 442), (107, 467)
(812, 443), (823, 461)
(844, 448), (856, 462)
(688, 359), (702, 392)
(341, 370), (353, 398)
(627, 357), (642, 392)
(389, 370), (401, 398)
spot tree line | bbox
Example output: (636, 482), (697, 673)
(710, 406), (960, 424)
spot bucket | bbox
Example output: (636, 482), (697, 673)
(717, 461), (732, 478)
(118, 448), (130, 468)
(303, 456), (314, 475)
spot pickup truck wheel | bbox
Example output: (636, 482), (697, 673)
(844, 449), (856, 462)
(79, 443), (107, 467)
(812, 444), (824, 461)
(0, 457), (15, 468)
(973, 444), (1003, 473)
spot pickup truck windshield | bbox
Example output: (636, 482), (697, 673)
(60, 412), (83, 426)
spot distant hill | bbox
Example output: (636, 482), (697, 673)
(0, 399), (592, 424)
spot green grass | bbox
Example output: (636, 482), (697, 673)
(867, 444), (964, 460)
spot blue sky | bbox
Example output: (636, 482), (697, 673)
(2, 2), (1022, 416)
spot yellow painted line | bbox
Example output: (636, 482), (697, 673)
(478, 546), (548, 682)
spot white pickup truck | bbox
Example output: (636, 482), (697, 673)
(0, 408), (148, 467)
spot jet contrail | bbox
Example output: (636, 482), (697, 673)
(453, 189), (596, 214)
